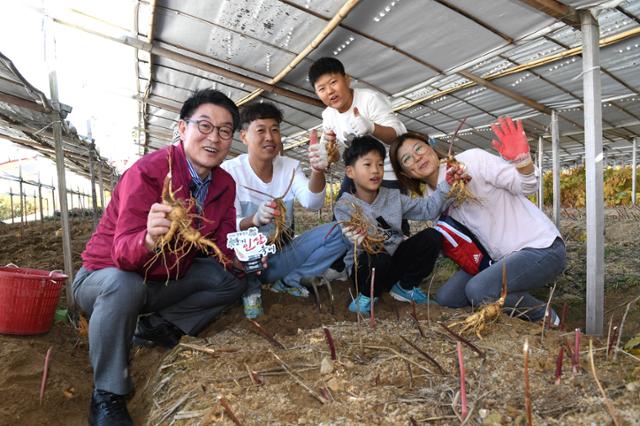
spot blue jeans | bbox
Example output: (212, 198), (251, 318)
(435, 237), (566, 321)
(245, 222), (348, 295)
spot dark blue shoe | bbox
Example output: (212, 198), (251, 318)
(89, 389), (133, 426)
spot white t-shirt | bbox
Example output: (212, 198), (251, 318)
(221, 155), (325, 235)
(425, 149), (561, 260)
(321, 87), (406, 181)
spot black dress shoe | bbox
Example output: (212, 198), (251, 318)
(89, 389), (133, 426)
(132, 315), (184, 348)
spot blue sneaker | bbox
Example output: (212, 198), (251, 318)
(243, 294), (263, 319)
(269, 280), (310, 298)
(389, 283), (434, 304)
(348, 293), (378, 313)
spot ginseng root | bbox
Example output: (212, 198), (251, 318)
(449, 263), (508, 339)
(242, 169), (296, 249)
(444, 156), (480, 207)
(340, 203), (386, 255)
(326, 138), (340, 168)
(145, 155), (228, 280)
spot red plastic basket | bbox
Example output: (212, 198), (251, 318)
(0, 265), (67, 335)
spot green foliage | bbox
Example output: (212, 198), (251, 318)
(0, 194), (37, 221)
(541, 165), (639, 208)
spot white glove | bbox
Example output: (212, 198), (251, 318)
(341, 225), (365, 246)
(348, 107), (374, 136)
(252, 200), (276, 226)
(309, 142), (328, 171)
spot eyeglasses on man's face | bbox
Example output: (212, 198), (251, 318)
(400, 142), (427, 168)
(186, 119), (234, 141)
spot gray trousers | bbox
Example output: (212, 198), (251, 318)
(435, 237), (566, 321)
(72, 258), (246, 395)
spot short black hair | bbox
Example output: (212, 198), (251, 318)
(343, 136), (386, 166)
(239, 102), (283, 129)
(308, 57), (346, 88)
(180, 89), (240, 132)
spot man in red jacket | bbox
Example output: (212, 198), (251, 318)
(72, 89), (246, 426)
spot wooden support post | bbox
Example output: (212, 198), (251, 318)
(551, 110), (560, 227)
(9, 187), (14, 224)
(19, 166), (24, 225)
(50, 183), (56, 216)
(98, 163), (105, 209)
(581, 10), (604, 336)
(38, 177), (44, 221)
(632, 138), (637, 206)
(87, 122), (99, 228)
(46, 18), (75, 303)
(538, 136), (544, 210)
(32, 190), (37, 221)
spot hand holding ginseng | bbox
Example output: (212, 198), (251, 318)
(490, 116), (531, 168)
(252, 200), (279, 226)
(445, 163), (471, 186)
(145, 203), (174, 251)
(341, 225), (365, 246)
(322, 127), (341, 167)
(308, 129), (328, 172)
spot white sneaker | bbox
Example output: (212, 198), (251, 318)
(322, 267), (348, 282)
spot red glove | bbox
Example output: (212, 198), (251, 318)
(490, 116), (531, 168)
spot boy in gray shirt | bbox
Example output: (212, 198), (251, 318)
(334, 136), (454, 313)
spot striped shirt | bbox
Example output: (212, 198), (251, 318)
(186, 159), (211, 212)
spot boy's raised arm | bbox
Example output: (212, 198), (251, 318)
(401, 181), (452, 221)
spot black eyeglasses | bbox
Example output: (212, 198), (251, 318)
(185, 119), (234, 140)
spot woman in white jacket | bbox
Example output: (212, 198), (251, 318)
(389, 117), (565, 323)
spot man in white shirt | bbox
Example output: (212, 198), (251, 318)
(221, 102), (347, 318)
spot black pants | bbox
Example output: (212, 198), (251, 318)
(351, 227), (442, 298)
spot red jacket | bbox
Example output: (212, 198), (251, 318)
(81, 142), (236, 281)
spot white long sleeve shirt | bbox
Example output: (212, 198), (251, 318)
(321, 87), (406, 181)
(425, 149), (561, 260)
(220, 155), (325, 234)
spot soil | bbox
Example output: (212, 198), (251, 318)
(0, 207), (638, 425)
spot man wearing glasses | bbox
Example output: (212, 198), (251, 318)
(72, 89), (247, 426)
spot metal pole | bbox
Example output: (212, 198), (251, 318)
(46, 19), (75, 304)
(45, 198), (49, 216)
(537, 136), (544, 210)
(581, 10), (604, 336)
(551, 111), (560, 227)
(632, 138), (637, 206)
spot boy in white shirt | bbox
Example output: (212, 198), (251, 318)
(309, 57), (409, 279)
(221, 102), (347, 318)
